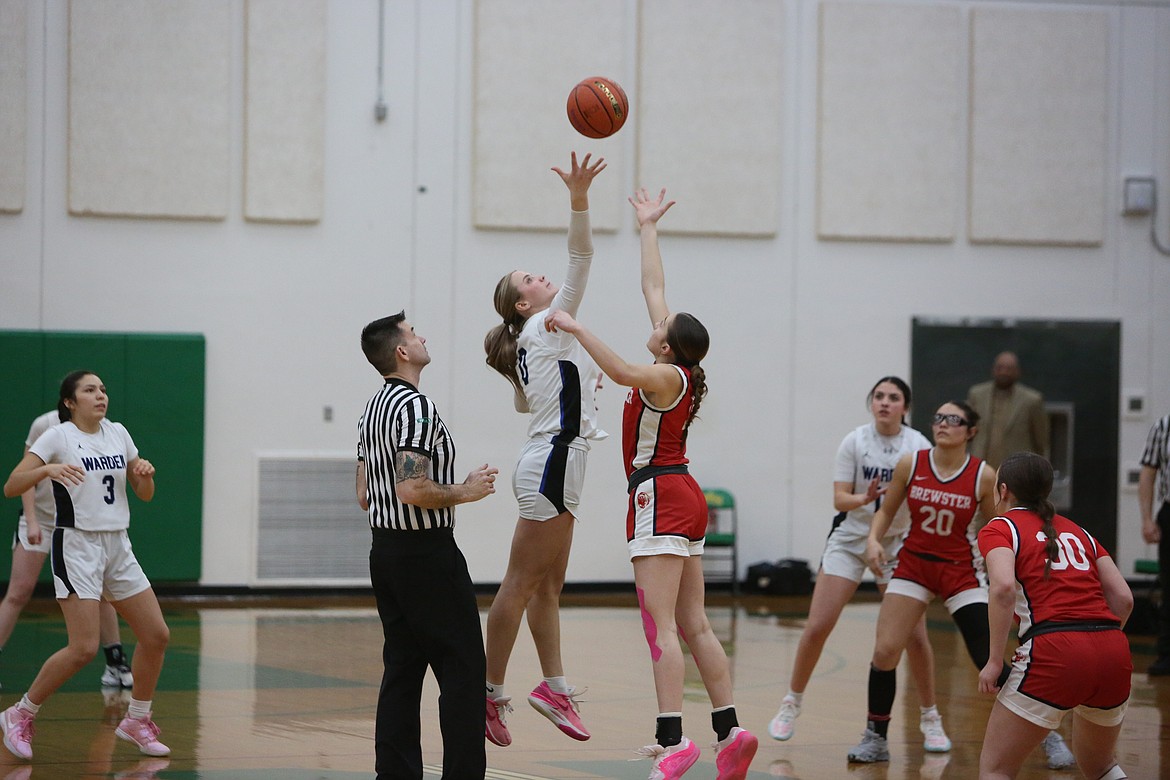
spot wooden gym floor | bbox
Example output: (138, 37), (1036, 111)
(0, 590), (1164, 779)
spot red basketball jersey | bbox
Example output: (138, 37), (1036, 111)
(978, 508), (1119, 639)
(902, 449), (985, 561)
(622, 365), (691, 479)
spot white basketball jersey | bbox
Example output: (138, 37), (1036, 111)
(833, 422), (931, 540)
(29, 419), (139, 531)
(24, 410), (61, 526)
(517, 309), (605, 446)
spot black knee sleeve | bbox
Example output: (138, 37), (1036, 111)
(867, 664), (897, 718)
(953, 602), (993, 668)
(953, 602), (1011, 684)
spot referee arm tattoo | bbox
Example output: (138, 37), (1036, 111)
(394, 449), (474, 509)
(395, 451), (431, 482)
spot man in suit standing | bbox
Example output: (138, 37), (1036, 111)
(966, 351), (1050, 469)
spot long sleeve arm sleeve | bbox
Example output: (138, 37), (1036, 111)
(550, 209), (593, 317)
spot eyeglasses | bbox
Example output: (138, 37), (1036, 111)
(932, 413), (970, 427)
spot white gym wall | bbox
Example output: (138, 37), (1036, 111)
(1, 0), (1167, 586)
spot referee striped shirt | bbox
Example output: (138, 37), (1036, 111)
(1141, 414), (1170, 507)
(358, 378), (457, 531)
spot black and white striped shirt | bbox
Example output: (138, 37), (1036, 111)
(358, 378), (457, 530)
(1141, 414), (1170, 508)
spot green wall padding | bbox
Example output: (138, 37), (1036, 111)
(0, 330), (204, 583)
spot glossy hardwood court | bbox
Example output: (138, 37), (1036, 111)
(1, 591), (1164, 779)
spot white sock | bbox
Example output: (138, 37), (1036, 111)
(786, 690), (803, 706)
(544, 676), (569, 694)
(920, 705), (940, 719)
(17, 694), (39, 716)
(485, 681), (506, 701)
(127, 698), (152, 720)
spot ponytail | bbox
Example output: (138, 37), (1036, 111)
(997, 452), (1058, 578)
(485, 272), (526, 393)
(665, 312), (710, 431)
(685, 363), (708, 431)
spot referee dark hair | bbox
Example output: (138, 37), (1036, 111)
(356, 311), (498, 780)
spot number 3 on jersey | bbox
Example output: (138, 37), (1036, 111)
(102, 474), (115, 505)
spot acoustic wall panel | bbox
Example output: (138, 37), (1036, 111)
(0, 0), (27, 213)
(68, 0), (231, 219)
(638, 0), (783, 237)
(969, 7), (1108, 246)
(245, 0), (326, 223)
(473, 0), (627, 231)
(818, 2), (961, 242)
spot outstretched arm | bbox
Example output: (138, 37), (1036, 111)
(546, 310), (681, 397)
(629, 188), (676, 327)
(551, 152), (606, 317)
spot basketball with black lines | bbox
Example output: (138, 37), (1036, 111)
(566, 77), (629, 139)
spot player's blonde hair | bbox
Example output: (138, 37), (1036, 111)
(484, 272), (525, 393)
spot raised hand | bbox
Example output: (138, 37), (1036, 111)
(552, 152), (607, 200)
(629, 187), (676, 228)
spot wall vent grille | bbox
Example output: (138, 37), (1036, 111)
(256, 457), (368, 583)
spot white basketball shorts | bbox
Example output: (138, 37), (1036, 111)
(51, 527), (151, 602)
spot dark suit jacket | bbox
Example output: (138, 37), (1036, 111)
(966, 381), (1050, 465)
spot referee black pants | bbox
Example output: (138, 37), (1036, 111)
(1158, 501), (1170, 658)
(370, 528), (486, 780)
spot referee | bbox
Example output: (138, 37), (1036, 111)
(1140, 412), (1170, 677)
(356, 311), (498, 780)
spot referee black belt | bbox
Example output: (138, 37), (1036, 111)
(904, 548), (965, 566)
(627, 464), (689, 494)
(1018, 619), (1121, 644)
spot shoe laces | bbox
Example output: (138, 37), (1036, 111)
(920, 714), (945, 737)
(129, 717), (161, 741)
(778, 698), (798, 720)
(10, 714), (34, 743)
(490, 696), (513, 719)
(558, 686), (587, 713)
(631, 743), (667, 760)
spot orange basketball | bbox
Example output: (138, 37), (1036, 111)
(566, 77), (629, 139)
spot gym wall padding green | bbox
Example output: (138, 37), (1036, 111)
(0, 331), (204, 583)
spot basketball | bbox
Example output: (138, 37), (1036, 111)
(566, 77), (629, 139)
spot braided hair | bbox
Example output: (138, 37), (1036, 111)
(665, 312), (709, 431)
